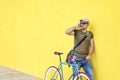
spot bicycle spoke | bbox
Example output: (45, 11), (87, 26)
(44, 66), (61, 80)
(73, 72), (90, 80)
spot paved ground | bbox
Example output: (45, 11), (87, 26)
(0, 66), (41, 80)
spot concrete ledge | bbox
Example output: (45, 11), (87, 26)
(0, 66), (41, 80)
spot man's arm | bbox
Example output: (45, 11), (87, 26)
(89, 38), (94, 56)
(65, 24), (80, 35)
(65, 27), (75, 35)
(86, 38), (94, 60)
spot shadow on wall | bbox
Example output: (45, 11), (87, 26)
(89, 25), (98, 80)
(91, 49), (98, 80)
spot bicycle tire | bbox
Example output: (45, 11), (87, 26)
(44, 66), (62, 80)
(73, 72), (91, 80)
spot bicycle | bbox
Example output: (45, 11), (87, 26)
(44, 52), (91, 80)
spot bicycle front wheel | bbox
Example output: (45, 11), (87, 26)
(44, 66), (62, 80)
(73, 72), (91, 80)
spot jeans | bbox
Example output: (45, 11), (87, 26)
(70, 55), (94, 79)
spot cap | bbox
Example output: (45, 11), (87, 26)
(80, 18), (90, 23)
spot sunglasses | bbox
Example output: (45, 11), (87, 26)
(80, 22), (88, 25)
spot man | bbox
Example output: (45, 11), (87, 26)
(65, 18), (94, 79)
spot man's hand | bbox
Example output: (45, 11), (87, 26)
(85, 55), (91, 60)
(75, 24), (81, 28)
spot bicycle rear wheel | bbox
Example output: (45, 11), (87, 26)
(44, 66), (62, 80)
(73, 72), (91, 80)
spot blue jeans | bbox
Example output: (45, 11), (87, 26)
(70, 55), (94, 79)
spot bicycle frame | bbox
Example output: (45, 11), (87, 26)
(58, 62), (79, 80)
(57, 53), (79, 80)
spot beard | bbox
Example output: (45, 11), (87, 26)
(80, 26), (86, 30)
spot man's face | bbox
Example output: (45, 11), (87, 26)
(79, 20), (89, 30)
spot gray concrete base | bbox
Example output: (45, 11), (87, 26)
(0, 66), (41, 80)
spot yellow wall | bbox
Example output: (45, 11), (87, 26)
(0, 0), (120, 80)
